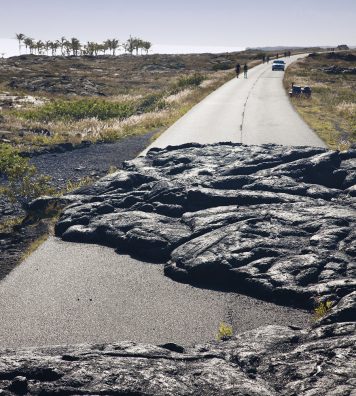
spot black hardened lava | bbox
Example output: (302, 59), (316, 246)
(45, 143), (356, 309)
(8, 142), (356, 395)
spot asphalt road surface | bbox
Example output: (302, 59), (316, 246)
(142, 54), (326, 154)
(0, 56), (318, 348)
(0, 238), (310, 348)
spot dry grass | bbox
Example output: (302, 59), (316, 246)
(0, 50), (283, 151)
(1, 68), (235, 150)
(21, 231), (50, 260)
(284, 52), (356, 149)
(0, 216), (23, 233)
(336, 101), (356, 117)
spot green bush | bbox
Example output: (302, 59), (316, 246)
(176, 73), (206, 88)
(212, 63), (233, 71)
(18, 99), (137, 122)
(137, 93), (167, 113)
(216, 322), (233, 341)
(0, 143), (55, 205)
(0, 143), (30, 179)
(313, 299), (333, 320)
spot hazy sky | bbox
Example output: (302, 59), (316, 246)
(1, 0), (355, 47)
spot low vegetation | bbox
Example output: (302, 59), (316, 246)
(313, 299), (333, 320)
(0, 215), (23, 233)
(216, 322), (234, 341)
(0, 67), (232, 150)
(284, 51), (356, 149)
(0, 143), (55, 205)
(19, 98), (137, 122)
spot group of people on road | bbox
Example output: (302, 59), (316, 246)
(235, 51), (292, 79)
(235, 63), (248, 78)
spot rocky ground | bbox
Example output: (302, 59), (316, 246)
(45, 143), (356, 309)
(8, 75), (106, 96)
(29, 131), (155, 187)
(2, 142), (355, 394)
(0, 52), (257, 96)
(0, 291), (354, 395)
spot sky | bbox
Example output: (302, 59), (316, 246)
(0, 0), (355, 56)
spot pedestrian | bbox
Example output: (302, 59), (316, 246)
(243, 64), (248, 78)
(266, 56), (269, 63)
(235, 63), (241, 78)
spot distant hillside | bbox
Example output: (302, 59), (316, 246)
(247, 46), (325, 51)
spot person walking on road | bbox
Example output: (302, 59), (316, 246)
(235, 63), (241, 78)
(243, 64), (248, 78)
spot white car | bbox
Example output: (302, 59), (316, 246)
(272, 60), (286, 71)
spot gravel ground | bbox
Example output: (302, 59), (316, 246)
(30, 132), (155, 189)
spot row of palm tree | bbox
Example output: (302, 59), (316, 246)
(15, 33), (152, 56)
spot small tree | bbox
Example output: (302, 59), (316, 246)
(125, 36), (135, 55)
(15, 33), (25, 54)
(142, 41), (152, 55)
(70, 37), (81, 56)
(36, 40), (44, 55)
(45, 40), (52, 55)
(23, 37), (34, 54)
(216, 322), (233, 341)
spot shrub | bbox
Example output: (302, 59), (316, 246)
(0, 143), (55, 206)
(212, 63), (233, 71)
(176, 73), (206, 88)
(18, 99), (137, 122)
(313, 299), (333, 320)
(137, 93), (166, 113)
(216, 322), (233, 341)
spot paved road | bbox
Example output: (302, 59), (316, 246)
(0, 56), (318, 348)
(0, 237), (310, 348)
(142, 54), (325, 154)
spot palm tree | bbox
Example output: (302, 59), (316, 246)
(70, 37), (81, 56)
(101, 41), (109, 55)
(15, 33), (25, 54)
(29, 41), (36, 54)
(59, 37), (67, 55)
(63, 40), (72, 56)
(142, 41), (152, 55)
(84, 41), (94, 56)
(131, 37), (145, 55)
(104, 39), (111, 54)
(23, 37), (34, 54)
(111, 38), (119, 55)
(45, 41), (52, 55)
(133, 37), (141, 55)
(35, 40), (44, 55)
(105, 39), (119, 55)
(125, 36), (135, 55)
(50, 41), (59, 56)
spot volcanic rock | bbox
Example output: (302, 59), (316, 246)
(53, 143), (356, 308)
(0, 295), (354, 395)
(8, 75), (105, 96)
